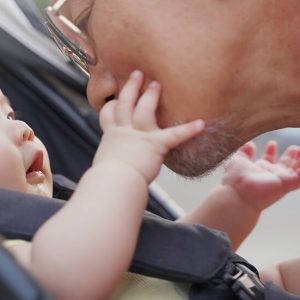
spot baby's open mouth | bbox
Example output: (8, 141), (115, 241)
(26, 151), (45, 184)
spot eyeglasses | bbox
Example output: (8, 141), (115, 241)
(45, 0), (96, 76)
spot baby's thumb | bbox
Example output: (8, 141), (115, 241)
(99, 100), (117, 130)
(161, 119), (205, 150)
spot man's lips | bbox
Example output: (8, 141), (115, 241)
(26, 151), (45, 184)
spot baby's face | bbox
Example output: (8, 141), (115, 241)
(0, 91), (52, 197)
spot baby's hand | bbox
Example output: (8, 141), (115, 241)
(94, 71), (205, 183)
(223, 141), (300, 211)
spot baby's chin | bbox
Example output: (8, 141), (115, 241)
(27, 183), (52, 198)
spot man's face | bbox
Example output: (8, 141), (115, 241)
(0, 91), (53, 197)
(65, 0), (300, 176)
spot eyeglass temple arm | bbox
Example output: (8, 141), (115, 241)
(52, 0), (67, 12)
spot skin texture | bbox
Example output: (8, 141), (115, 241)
(62, 0), (300, 177)
(0, 91), (52, 197)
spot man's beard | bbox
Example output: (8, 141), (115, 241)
(164, 116), (244, 178)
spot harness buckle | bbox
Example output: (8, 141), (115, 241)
(224, 263), (265, 300)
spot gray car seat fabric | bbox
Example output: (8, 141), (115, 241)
(0, 244), (52, 300)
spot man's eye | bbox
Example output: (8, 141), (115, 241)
(77, 17), (89, 31)
(75, 7), (92, 31)
(7, 111), (16, 120)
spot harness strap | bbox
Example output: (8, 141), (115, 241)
(131, 211), (231, 283)
(0, 243), (52, 300)
(0, 189), (232, 283)
(0, 189), (65, 241)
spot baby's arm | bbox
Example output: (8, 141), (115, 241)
(178, 183), (258, 251)
(179, 141), (300, 250)
(9, 71), (204, 300)
(260, 257), (300, 295)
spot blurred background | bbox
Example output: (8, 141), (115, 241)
(35, 0), (48, 11)
(7, 0), (300, 271)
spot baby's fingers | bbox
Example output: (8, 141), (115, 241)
(133, 81), (161, 131)
(279, 145), (300, 169)
(99, 100), (117, 130)
(115, 70), (144, 125)
(262, 140), (277, 163)
(159, 120), (205, 150)
(237, 141), (256, 159)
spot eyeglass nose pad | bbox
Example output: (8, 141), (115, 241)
(77, 35), (97, 66)
(62, 47), (72, 57)
(62, 45), (95, 76)
(61, 27), (97, 66)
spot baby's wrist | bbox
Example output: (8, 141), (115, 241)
(91, 158), (149, 185)
(219, 184), (241, 201)
(220, 184), (260, 213)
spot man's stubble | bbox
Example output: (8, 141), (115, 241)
(164, 115), (244, 178)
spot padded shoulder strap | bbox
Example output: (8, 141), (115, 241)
(130, 212), (231, 283)
(0, 189), (64, 240)
(0, 244), (52, 300)
(0, 190), (231, 283)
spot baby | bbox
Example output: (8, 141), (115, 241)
(1, 70), (300, 299)
(0, 93), (52, 197)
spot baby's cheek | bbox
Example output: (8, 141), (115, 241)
(0, 146), (25, 191)
(0, 164), (27, 193)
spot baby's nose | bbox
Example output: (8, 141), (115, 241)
(11, 120), (35, 145)
(22, 126), (35, 142)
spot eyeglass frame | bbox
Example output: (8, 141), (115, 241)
(44, 0), (96, 76)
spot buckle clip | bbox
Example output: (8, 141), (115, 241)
(224, 263), (264, 300)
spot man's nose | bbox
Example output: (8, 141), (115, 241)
(87, 67), (118, 112)
(9, 120), (35, 145)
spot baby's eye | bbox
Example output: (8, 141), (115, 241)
(7, 111), (16, 120)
